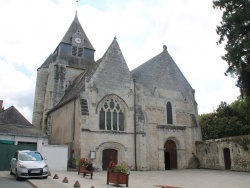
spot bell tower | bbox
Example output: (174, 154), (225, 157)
(32, 12), (95, 131)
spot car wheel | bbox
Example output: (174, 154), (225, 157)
(15, 169), (20, 180)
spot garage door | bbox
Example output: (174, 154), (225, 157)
(0, 143), (36, 171)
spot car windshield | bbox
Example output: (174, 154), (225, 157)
(19, 152), (43, 161)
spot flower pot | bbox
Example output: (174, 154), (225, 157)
(107, 170), (129, 187)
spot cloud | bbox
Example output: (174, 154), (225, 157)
(0, 59), (34, 120)
(0, 0), (239, 122)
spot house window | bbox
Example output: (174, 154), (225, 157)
(99, 99), (124, 131)
(167, 102), (173, 124)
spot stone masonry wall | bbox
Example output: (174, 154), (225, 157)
(196, 135), (250, 172)
(32, 67), (48, 130)
(78, 40), (136, 170)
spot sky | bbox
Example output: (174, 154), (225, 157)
(0, 0), (240, 123)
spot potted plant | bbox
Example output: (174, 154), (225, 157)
(75, 158), (93, 174)
(107, 161), (130, 187)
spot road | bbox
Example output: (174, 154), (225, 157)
(0, 175), (34, 188)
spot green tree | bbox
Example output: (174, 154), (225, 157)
(213, 0), (250, 96)
(199, 100), (250, 140)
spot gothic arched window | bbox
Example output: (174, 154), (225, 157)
(99, 99), (124, 131)
(166, 102), (173, 124)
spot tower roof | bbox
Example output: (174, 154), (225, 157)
(61, 12), (95, 50)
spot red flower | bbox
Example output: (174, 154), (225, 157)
(107, 161), (116, 171)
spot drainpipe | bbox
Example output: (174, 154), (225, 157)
(71, 98), (76, 167)
(133, 79), (138, 170)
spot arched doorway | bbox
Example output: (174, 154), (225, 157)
(223, 148), (231, 170)
(102, 149), (118, 170)
(164, 140), (177, 170)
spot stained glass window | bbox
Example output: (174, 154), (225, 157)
(99, 98), (124, 131)
(116, 104), (120, 110)
(113, 110), (117, 130)
(167, 102), (173, 124)
(107, 110), (111, 130)
(110, 99), (114, 109)
(99, 108), (105, 130)
(119, 111), (124, 131)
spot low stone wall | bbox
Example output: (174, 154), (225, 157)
(195, 135), (250, 172)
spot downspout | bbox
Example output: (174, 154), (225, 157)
(71, 97), (76, 167)
(133, 79), (138, 170)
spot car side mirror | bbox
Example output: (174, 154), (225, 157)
(12, 158), (16, 161)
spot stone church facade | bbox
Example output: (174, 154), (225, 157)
(32, 12), (202, 171)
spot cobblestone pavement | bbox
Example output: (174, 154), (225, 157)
(1, 169), (250, 188)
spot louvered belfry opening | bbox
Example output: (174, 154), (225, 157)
(71, 46), (83, 57)
(80, 99), (89, 115)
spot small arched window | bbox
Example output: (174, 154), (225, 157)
(166, 102), (173, 124)
(99, 98), (124, 131)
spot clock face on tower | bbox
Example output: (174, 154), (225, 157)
(75, 37), (82, 44)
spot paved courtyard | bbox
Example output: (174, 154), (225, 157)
(1, 169), (250, 188)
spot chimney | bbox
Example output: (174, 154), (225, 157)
(0, 100), (3, 111)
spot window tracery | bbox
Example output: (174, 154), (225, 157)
(99, 98), (124, 131)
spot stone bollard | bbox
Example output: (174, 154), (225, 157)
(53, 174), (59, 179)
(74, 180), (81, 188)
(48, 171), (51, 176)
(62, 177), (69, 183)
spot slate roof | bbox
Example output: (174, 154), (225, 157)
(37, 12), (95, 70)
(0, 106), (47, 138)
(131, 46), (193, 97)
(0, 106), (47, 137)
(61, 11), (95, 50)
(0, 124), (47, 138)
(0, 106), (32, 126)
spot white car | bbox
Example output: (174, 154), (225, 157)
(10, 150), (49, 180)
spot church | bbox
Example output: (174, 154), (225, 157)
(32, 12), (202, 171)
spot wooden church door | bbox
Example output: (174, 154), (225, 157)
(102, 149), (118, 170)
(164, 140), (177, 169)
